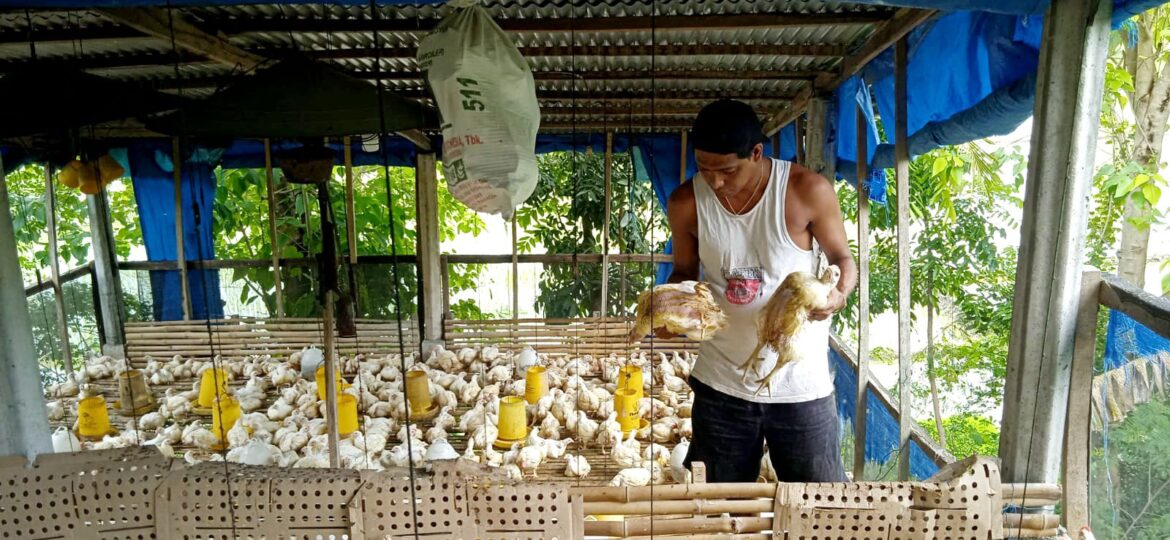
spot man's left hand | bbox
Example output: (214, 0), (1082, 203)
(808, 289), (846, 321)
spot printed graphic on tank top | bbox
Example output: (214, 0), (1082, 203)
(719, 246), (766, 306)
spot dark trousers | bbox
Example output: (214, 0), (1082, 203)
(684, 377), (848, 483)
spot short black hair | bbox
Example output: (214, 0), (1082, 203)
(691, 99), (766, 158)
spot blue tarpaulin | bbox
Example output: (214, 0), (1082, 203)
(1104, 310), (1170, 370)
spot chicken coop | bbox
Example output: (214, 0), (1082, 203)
(2, 0), (1170, 538)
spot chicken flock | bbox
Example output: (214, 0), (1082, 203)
(44, 346), (728, 487)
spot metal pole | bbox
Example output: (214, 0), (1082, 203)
(601, 131), (613, 318)
(853, 102), (870, 481)
(894, 37), (912, 481)
(44, 165), (75, 378)
(0, 153), (53, 459)
(1000, 0), (1112, 485)
(263, 139), (284, 318)
(322, 290), (340, 468)
(172, 138), (192, 320)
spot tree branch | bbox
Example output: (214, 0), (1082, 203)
(1121, 475), (1170, 538)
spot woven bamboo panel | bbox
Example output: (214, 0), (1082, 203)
(124, 318), (418, 365)
(445, 317), (699, 355)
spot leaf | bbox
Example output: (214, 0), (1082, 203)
(1141, 182), (1161, 205)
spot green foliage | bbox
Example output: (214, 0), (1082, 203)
(918, 413), (1000, 460)
(6, 164), (94, 278)
(1090, 399), (1170, 539)
(515, 150), (666, 317)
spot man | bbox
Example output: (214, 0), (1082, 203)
(661, 99), (857, 483)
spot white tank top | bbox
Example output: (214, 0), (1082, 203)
(690, 158), (834, 403)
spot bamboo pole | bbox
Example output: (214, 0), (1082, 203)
(263, 139), (284, 318)
(573, 483), (776, 502)
(583, 515), (770, 537)
(172, 137), (192, 320)
(894, 36), (912, 481)
(343, 136), (357, 265)
(601, 131), (613, 318)
(1001, 483), (1062, 502)
(43, 164), (75, 378)
(1003, 513), (1060, 530)
(322, 290), (340, 468)
(854, 100), (871, 480)
(583, 498), (772, 516)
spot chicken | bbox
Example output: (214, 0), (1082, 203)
(670, 439), (691, 483)
(517, 444), (545, 477)
(741, 265), (841, 396)
(628, 281), (727, 342)
(564, 453), (591, 477)
(610, 468), (652, 487)
(46, 400), (66, 421)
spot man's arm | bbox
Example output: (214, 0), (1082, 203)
(665, 182), (700, 283)
(798, 172), (858, 321)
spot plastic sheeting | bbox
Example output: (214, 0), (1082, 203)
(1104, 310), (1170, 370)
(830, 346), (943, 479)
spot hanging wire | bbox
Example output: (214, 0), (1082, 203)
(368, 0), (421, 535)
(647, 0), (658, 529)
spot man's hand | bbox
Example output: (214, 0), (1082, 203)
(808, 288), (846, 321)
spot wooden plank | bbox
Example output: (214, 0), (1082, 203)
(1099, 273), (1170, 339)
(853, 103), (870, 481)
(43, 164), (75, 376)
(322, 292), (340, 468)
(795, 114), (806, 165)
(172, 137), (192, 321)
(512, 215), (520, 318)
(263, 139), (284, 318)
(24, 262), (92, 297)
(99, 8), (263, 70)
(343, 136), (357, 265)
(1062, 271), (1100, 533)
(415, 153), (442, 342)
(601, 131), (613, 318)
(894, 37), (912, 481)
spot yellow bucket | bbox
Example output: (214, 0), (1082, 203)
(338, 394), (359, 437)
(615, 388), (641, 434)
(618, 365), (644, 402)
(405, 370), (437, 419)
(315, 365), (344, 401)
(197, 368), (230, 408)
(211, 394), (242, 443)
(524, 366), (549, 404)
(495, 396), (527, 449)
(77, 395), (111, 438)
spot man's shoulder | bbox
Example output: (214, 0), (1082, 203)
(785, 163), (834, 200)
(667, 181), (696, 209)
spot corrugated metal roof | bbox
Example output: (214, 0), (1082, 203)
(0, 0), (902, 133)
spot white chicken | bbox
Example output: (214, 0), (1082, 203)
(516, 444), (544, 478)
(610, 468), (652, 487)
(670, 439), (691, 483)
(564, 453), (591, 478)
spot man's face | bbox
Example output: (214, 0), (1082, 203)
(694, 143), (764, 199)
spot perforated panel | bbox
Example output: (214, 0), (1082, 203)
(0, 461), (78, 539)
(266, 467), (361, 537)
(72, 453), (171, 539)
(155, 463), (270, 538)
(467, 480), (580, 540)
(358, 467), (476, 539)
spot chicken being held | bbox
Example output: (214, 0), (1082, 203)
(628, 281), (727, 342)
(741, 265), (841, 396)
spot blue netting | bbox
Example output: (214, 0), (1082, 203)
(1104, 310), (1170, 370)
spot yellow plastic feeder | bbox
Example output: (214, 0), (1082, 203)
(495, 396), (528, 449)
(196, 367), (230, 412)
(116, 369), (156, 415)
(77, 395), (113, 441)
(315, 365), (344, 401)
(524, 366), (549, 404)
(338, 394), (359, 437)
(615, 388), (642, 434)
(405, 370), (438, 420)
(210, 395), (242, 451)
(618, 365), (644, 402)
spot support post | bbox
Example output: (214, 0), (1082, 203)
(322, 290), (340, 468)
(343, 136), (357, 265)
(1000, 0), (1111, 484)
(511, 215), (519, 319)
(415, 152), (442, 344)
(894, 37), (912, 481)
(601, 131), (613, 318)
(771, 132), (780, 159)
(0, 154), (53, 459)
(805, 99), (829, 176)
(172, 138), (192, 320)
(43, 165), (75, 376)
(87, 179), (126, 356)
(795, 115), (806, 165)
(263, 139), (284, 318)
(853, 103), (870, 481)
(1062, 270), (1100, 534)
(679, 129), (688, 183)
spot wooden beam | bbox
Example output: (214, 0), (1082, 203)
(853, 103), (870, 481)
(99, 8), (263, 70)
(1062, 271), (1101, 534)
(601, 131), (613, 318)
(763, 8), (936, 135)
(343, 137), (357, 265)
(24, 263), (93, 297)
(511, 216), (520, 319)
(397, 129), (432, 152)
(415, 153), (442, 342)
(116, 252), (675, 271)
(1099, 273), (1170, 339)
(263, 139), (284, 318)
(894, 37), (912, 481)
(323, 42), (848, 60)
(321, 290), (340, 468)
(172, 138), (192, 321)
(43, 165), (75, 377)
(795, 114), (806, 165)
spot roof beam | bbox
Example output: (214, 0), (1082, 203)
(762, 7), (937, 135)
(309, 43), (846, 60)
(98, 8), (264, 71)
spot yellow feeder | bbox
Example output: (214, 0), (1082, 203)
(196, 367), (230, 411)
(615, 388), (641, 434)
(495, 396), (527, 449)
(524, 366), (549, 404)
(618, 365), (644, 402)
(405, 370), (438, 420)
(116, 369), (156, 415)
(338, 394), (359, 437)
(77, 395), (113, 440)
(315, 365), (344, 401)
(210, 395), (242, 451)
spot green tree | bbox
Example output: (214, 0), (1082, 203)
(1090, 400), (1170, 539)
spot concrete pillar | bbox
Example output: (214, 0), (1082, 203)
(0, 156), (53, 459)
(999, 0), (1111, 484)
(88, 191), (126, 357)
(415, 153), (443, 345)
